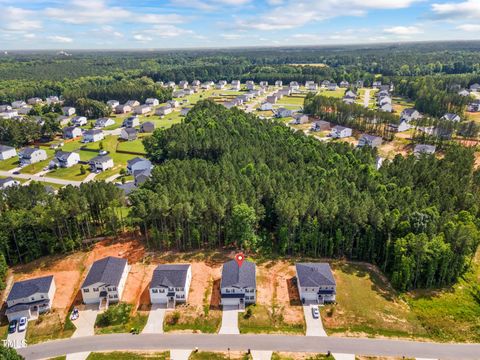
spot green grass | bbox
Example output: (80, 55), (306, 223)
(319, 89), (346, 99)
(238, 304), (305, 335)
(189, 352), (252, 360)
(146, 112), (183, 129)
(83, 135), (137, 165)
(0, 157), (20, 171)
(276, 95), (306, 106)
(47, 164), (89, 181)
(95, 303), (148, 335)
(26, 311), (76, 345)
(117, 138), (146, 154)
(164, 309), (222, 333)
(272, 354), (333, 360)
(48, 357), (67, 360)
(87, 352), (169, 360)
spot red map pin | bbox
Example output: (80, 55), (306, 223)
(235, 253), (245, 268)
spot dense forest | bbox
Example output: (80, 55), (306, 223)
(131, 101), (480, 291)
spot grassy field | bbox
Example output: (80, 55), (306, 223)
(48, 164), (89, 181)
(239, 304), (305, 334)
(117, 138), (146, 154)
(95, 303), (148, 335)
(392, 96), (415, 114)
(26, 311), (76, 344)
(145, 112), (183, 129)
(276, 96), (306, 106)
(319, 89), (345, 99)
(86, 352), (169, 360)
(0, 157), (19, 171)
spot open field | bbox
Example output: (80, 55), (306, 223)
(466, 111), (480, 123)
(48, 164), (90, 181)
(276, 95), (306, 106)
(95, 303), (148, 334)
(26, 310), (76, 344)
(319, 89), (345, 99)
(117, 138), (146, 154)
(0, 156), (19, 171)
(392, 96), (414, 114)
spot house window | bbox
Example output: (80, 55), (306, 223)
(113, 294), (118, 299)
(159, 289), (165, 293)
(112, 287), (116, 291)
(31, 297), (35, 301)
(175, 287), (180, 291)
(84, 289), (89, 293)
(41, 295), (44, 299)
(152, 289), (158, 293)
(93, 288), (99, 292)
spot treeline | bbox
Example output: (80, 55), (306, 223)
(303, 94), (400, 140)
(132, 101), (480, 290)
(0, 182), (125, 265)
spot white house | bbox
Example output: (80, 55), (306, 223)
(46, 96), (60, 105)
(107, 100), (120, 109)
(119, 128), (137, 141)
(246, 81), (255, 91)
(81, 257), (129, 307)
(276, 108), (294, 118)
(401, 108), (421, 122)
(89, 155), (114, 172)
(358, 134), (383, 148)
(331, 125), (352, 138)
(95, 117), (115, 128)
(441, 113), (461, 122)
(296, 263), (336, 304)
(0, 110), (18, 119)
(156, 105), (173, 116)
(414, 144), (436, 156)
(19, 148), (47, 165)
(127, 157), (152, 175)
(259, 102), (273, 111)
(6, 276), (56, 322)
(62, 107), (76, 116)
(63, 126), (83, 139)
(27, 97), (43, 105)
(145, 98), (159, 107)
(123, 116), (140, 128)
(0, 145), (17, 160)
(71, 116), (87, 126)
(116, 105), (132, 114)
(289, 81), (300, 91)
(167, 100), (179, 108)
(291, 113), (309, 124)
(126, 100), (140, 108)
(275, 80), (283, 87)
(83, 129), (104, 143)
(0, 177), (20, 189)
(179, 80), (189, 89)
(134, 105), (151, 115)
(469, 83), (480, 92)
(49, 151), (80, 168)
(231, 80), (241, 91)
(220, 259), (256, 309)
(149, 264), (192, 307)
(11, 100), (26, 109)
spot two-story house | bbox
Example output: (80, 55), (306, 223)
(19, 148), (48, 165)
(220, 259), (256, 309)
(0, 145), (17, 160)
(49, 151), (80, 169)
(296, 263), (336, 304)
(149, 264), (192, 307)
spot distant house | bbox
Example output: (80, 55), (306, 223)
(81, 256), (129, 306)
(83, 129), (104, 143)
(123, 116), (140, 128)
(145, 98), (159, 107)
(71, 116), (87, 126)
(133, 168), (152, 186)
(140, 121), (155, 133)
(231, 80), (241, 91)
(469, 83), (480, 92)
(95, 117), (115, 128)
(134, 105), (151, 115)
(372, 81), (382, 89)
(344, 90), (357, 99)
(62, 107), (76, 116)
(291, 113), (308, 124)
(0, 145), (17, 160)
(0, 110), (18, 119)
(330, 125), (352, 138)
(220, 259), (256, 309)
(63, 126), (83, 139)
(259, 81), (268, 88)
(308, 83), (318, 91)
(289, 81), (300, 91)
(296, 263), (336, 304)
(458, 89), (470, 97)
(167, 100), (179, 108)
(0, 105), (12, 112)
(276, 108), (294, 118)
(119, 127), (137, 141)
(339, 80), (349, 88)
(19, 147), (47, 165)
(358, 134), (383, 148)
(468, 101), (480, 112)
(388, 119), (410, 133)
(401, 108), (421, 122)
(125, 100), (140, 108)
(89, 155), (114, 172)
(328, 83), (338, 91)
(275, 80), (283, 87)
(11, 100), (26, 109)
(179, 80), (189, 89)
(216, 80), (227, 89)
(149, 264), (192, 307)
(266, 95), (278, 104)
(192, 80), (201, 87)
(17, 106), (32, 115)
(116, 105), (132, 114)
(127, 157), (152, 175)
(0, 177), (20, 189)
(57, 115), (70, 127)
(46, 96), (60, 105)
(441, 113), (461, 122)
(246, 81), (255, 91)
(356, 80), (364, 88)
(5, 276), (56, 322)
(27, 97), (43, 105)
(167, 81), (176, 88)
(321, 80), (330, 88)
(156, 105), (173, 116)
(379, 103), (393, 113)
(173, 90), (186, 98)
(107, 100), (120, 109)
(414, 144), (436, 156)
(310, 120), (331, 132)
(259, 102), (273, 111)
(49, 151), (80, 168)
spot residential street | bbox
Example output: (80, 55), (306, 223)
(17, 333), (480, 360)
(0, 170), (82, 186)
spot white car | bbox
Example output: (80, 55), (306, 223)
(18, 317), (27, 332)
(311, 307), (320, 319)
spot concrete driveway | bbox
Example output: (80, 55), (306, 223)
(170, 349), (192, 360)
(303, 305), (327, 337)
(66, 306), (100, 360)
(251, 350), (273, 360)
(333, 354), (355, 360)
(219, 305), (240, 334)
(6, 326), (27, 349)
(142, 304), (166, 334)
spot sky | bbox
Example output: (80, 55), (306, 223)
(0, 0), (480, 50)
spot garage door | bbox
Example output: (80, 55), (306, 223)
(221, 298), (240, 307)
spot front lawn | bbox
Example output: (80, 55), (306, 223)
(238, 304), (305, 334)
(47, 164), (89, 181)
(276, 95), (306, 106)
(272, 354), (333, 360)
(87, 352), (169, 360)
(26, 311), (76, 344)
(190, 352), (252, 360)
(0, 157), (20, 171)
(95, 303), (148, 335)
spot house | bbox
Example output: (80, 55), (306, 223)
(0, 145), (17, 160)
(356, 80), (364, 88)
(458, 89), (470, 97)
(401, 108), (421, 122)
(220, 259), (256, 309)
(296, 263), (336, 304)
(275, 80), (283, 87)
(259, 81), (268, 88)
(344, 90), (357, 99)
(62, 107), (76, 116)
(145, 98), (160, 107)
(126, 100), (140, 108)
(173, 90), (186, 98)
(469, 83), (480, 92)
(107, 100), (120, 109)
(57, 115), (70, 127)
(289, 81), (300, 91)
(192, 80), (201, 87)
(71, 116), (87, 126)
(0, 110), (18, 119)
(291, 113), (309, 124)
(168, 100), (179, 108)
(379, 103), (393, 113)
(276, 108), (294, 118)
(81, 256), (129, 307)
(119, 127), (137, 141)
(83, 129), (104, 143)
(441, 113), (461, 122)
(27, 97), (43, 105)
(5, 276), (56, 322)
(328, 83), (338, 91)
(46, 96), (60, 105)
(127, 157), (152, 175)
(140, 121), (155, 133)
(167, 81), (176, 88)
(339, 80), (349, 88)
(414, 144), (436, 156)
(89, 155), (114, 172)
(259, 102), (273, 111)
(311, 120), (331, 132)
(343, 97), (355, 105)
(0, 177), (20, 189)
(358, 134), (383, 148)
(149, 264), (192, 307)
(19, 147), (47, 165)
(133, 168), (152, 186)
(49, 151), (80, 168)
(63, 126), (83, 139)
(179, 80), (189, 89)
(201, 82), (211, 90)
(123, 116), (140, 128)
(181, 108), (191, 116)
(372, 81), (382, 89)
(266, 95), (278, 104)
(216, 80), (227, 90)
(11, 100), (26, 109)
(156, 105), (173, 116)
(17, 106), (32, 115)
(116, 105), (132, 114)
(308, 83), (318, 91)
(321, 80), (330, 88)
(95, 117), (115, 128)
(468, 101), (480, 112)
(231, 80), (241, 91)
(331, 125), (352, 138)
(246, 81), (255, 91)
(388, 119), (410, 132)
(134, 105), (151, 115)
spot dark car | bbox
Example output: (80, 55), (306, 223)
(12, 171), (20, 175)
(8, 320), (17, 334)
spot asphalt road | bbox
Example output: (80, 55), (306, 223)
(17, 333), (480, 360)
(0, 170), (82, 186)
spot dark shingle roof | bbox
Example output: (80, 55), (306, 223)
(7, 275), (54, 302)
(0, 177), (16, 186)
(82, 256), (127, 288)
(0, 144), (15, 152)
(295, 263), (335, 287)
(150, 264), (191, 289)
(221, 260), (256, 289)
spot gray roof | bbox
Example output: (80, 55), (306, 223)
(127, 157), (147, 166)
(123, 128), (137, 135)
(333, 125), (350, 131)
(414, 144), (436, 154)
(0, 177), (16, 186)
(89, 155), (112, 164)
(402, 108), (418, 116)
(82, 256), (127, 288)
(295, 263), (336, 287)
(55, 151), (75, 161)
(150, 264), (191, 289)
(84, 129), (103, 136)
(21, 147), (42, 158)
(0, 144), (15, 152)
(116, 181), (137, 196)
(362, 134), (382, 142)
(7, 275), (54, 302)
(221, 259), (256, 289)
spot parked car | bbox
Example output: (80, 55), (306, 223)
(99, 150), (108, 156)
(311, 307), (320, 319)
(8, 320), (17, 334)
(12, 171), (20, 175)
(18, 317), (27, 332)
